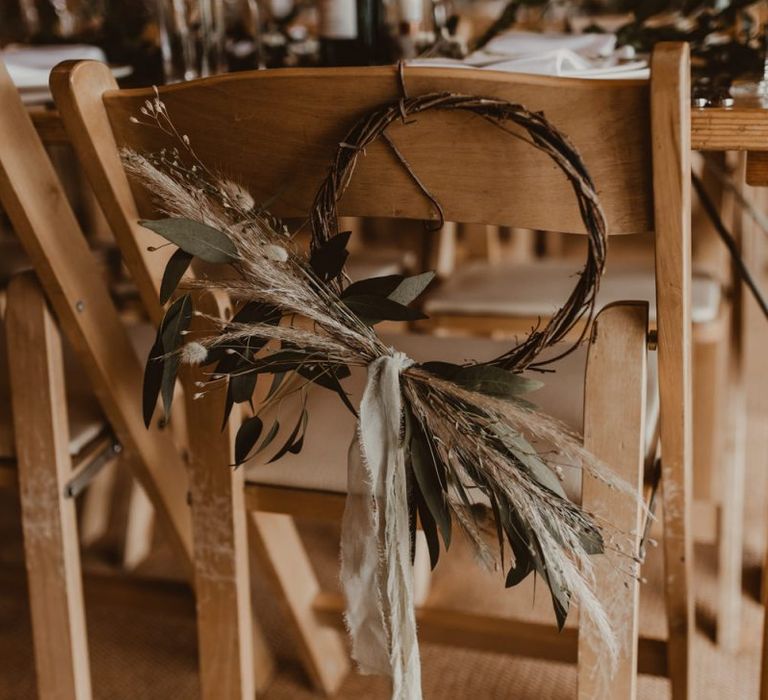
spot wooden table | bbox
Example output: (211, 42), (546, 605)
(691, 95), (768, 185)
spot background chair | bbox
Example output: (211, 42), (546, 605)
(0, 59), (279, 696)
(52, 42), (691, 699)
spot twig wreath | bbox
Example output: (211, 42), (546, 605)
(128, 70), (636, 699)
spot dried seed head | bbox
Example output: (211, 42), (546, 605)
(181, 341), (208, 365)
(263, 244), (289, 262)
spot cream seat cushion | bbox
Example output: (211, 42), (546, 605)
(346, 248), (417, 282)
(0, 319), (155, 460)
(423, 260), (721, 325)
(245, 332), (658, 497)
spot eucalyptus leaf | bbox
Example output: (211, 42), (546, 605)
(140, 218), (237, 263)
(231, 300), (280, 325)
(249, 350), (324, 375)
(513, 517), (571, 630)
(418, 361), (461, 380)
(287, 410), (309, 455)
(494, 425), (567, 500)
(256, 420), (280, 454)
(309, 231), (351, 282)
(159, 294), (193, 421)
(453, 365), (543, 399)
(234, 415), (263, 465)
(159, 248), (193, 304)
(416, 484), (440, 569)
(142, 294), (192, 427)
(343, 294), (428, 324)
(142, 336), (164, 428)
(341, 274), (403, 299)
(388, 271), (435, 306)
(505, 549), (534, 587)
(578, 522), (604, 555)
(268, 398), (308, 463)
(407, 410), (451, 548)
(221, 382), (236, 431)
(265, 371), (287, 400)
(230, 370), (259, 405)
(297, 363), (357, 417)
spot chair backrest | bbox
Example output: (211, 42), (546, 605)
(50, 51), (689, 324)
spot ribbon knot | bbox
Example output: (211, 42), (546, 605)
(340, 352), (421, 700)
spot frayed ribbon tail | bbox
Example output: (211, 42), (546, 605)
(340, 352), (421, 700)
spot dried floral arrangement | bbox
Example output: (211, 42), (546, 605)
(130, 84), (639, 697)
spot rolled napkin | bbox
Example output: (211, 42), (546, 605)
(341, 352), (421, 700)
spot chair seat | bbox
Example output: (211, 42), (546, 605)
(423, 260), (721, 325)
(0, 319), (155, 460)
(245, 331), (658, 500)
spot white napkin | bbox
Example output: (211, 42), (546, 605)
(482, 30), (617, 59)
(2, 44), (106, 89)
(409, 30), (649, 79)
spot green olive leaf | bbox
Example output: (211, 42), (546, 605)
(140, 218), (237, 263)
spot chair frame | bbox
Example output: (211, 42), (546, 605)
(4, 272), (93, 699)
(51, 42), (692, 699)
(1, 60), (275, 696)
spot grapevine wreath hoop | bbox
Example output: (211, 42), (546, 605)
(129, 68), (637, 700)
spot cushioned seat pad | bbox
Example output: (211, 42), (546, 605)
(424, 260), (721, 325)
(245, 332), (658, 497)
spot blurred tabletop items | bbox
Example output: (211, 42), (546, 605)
(1, 1), (768, 98)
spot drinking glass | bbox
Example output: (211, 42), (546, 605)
(156, 0), (226, 83)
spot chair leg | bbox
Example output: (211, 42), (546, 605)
(761, 599), (768, 700)
(184, 371), (275, 699)
(716, 376), (746, 652)
(249, 512), (350, 696)
(122, 478), (155, 570)
(578, 302), (648, 700)
(6, 273), (92, 699)
(651, 43), (694, 700)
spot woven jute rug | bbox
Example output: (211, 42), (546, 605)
(0, 381), (764, 699)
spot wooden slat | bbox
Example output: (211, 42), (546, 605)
(651, 43), (694, 700)
(81, 62), (655, 235)
(50, 61), (168, 325)
(6, 273), (92, 699)
(244, 483), (347, 521)
(249, 513), (350, 694)
(29, 109), (70, 144)
(312, 592), (669, 677)
(579, 302), (648, 700)
(28, 72), (768, 183)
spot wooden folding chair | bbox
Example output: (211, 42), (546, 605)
(52, 41), (692, 698)
(1, 271), (96, 699)
(420, 148), (740, 650)
(0, 58), (280, 696)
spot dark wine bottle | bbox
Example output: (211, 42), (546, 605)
(319, 0), (384, 66)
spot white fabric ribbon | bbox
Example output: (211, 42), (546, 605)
(340, 352), (422, 700)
